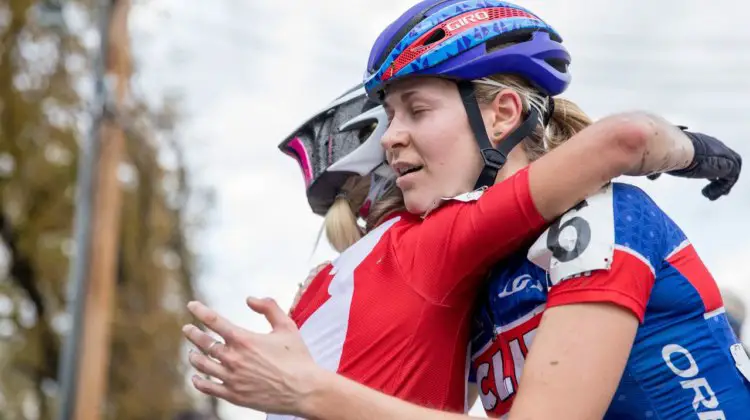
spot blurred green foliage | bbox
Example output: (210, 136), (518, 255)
(0, 1), (211, 418)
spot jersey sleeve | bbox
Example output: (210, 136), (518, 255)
(400, 167), (547, 305)
(527, 183), (666, 322)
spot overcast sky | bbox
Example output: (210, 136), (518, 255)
(130, 1), (750, 418)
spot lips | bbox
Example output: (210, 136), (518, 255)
(392, 161), (424, 177)
(400, 166), (423, 176)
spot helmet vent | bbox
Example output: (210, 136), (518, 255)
(545, 58), (568, 73)
(486, 29), (535, 51)
(357, 123), (377, 143)
(423, 28), (446, 46)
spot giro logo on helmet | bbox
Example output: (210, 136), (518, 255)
(445, 10), (490, 31)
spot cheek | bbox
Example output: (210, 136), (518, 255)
(431, 139), (483, 193)
(416, 119), (468, 165)
(411, 113), (482, 193)
(424, 130), (479, 176)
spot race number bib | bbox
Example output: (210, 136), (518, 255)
(527, 185), (615, 284)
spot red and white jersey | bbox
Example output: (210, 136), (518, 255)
(271, 168), (546, 419)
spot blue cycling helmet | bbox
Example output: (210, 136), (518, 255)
(364, 0), (571, 188)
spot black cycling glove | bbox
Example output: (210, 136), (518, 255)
(647, 127), (741, 201)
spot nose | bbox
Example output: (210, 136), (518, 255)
(381, 125), (410, 161)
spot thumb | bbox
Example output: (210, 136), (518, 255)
(247, 297), (297, 331)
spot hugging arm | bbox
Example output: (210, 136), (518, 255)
(183, 116), (740, 420)
(183, 299), (481, 420)
(507, 303), (638, 420)
(508, 185), (676, 419)
(529, 114), (741, 220)
(417, 113), (722, 299)
(526, 112), (695, 221)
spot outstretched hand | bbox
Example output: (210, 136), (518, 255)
(182, 298), (317, 415)
(648, 129), (741, 201)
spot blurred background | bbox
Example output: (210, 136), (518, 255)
(0, 0), (748, 419)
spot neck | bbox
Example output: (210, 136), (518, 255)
(494, 145), (531, 183)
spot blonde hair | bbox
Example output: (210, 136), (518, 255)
(325, 72), (594, 245)
(473, 74), (592, 161)
(324, 176), (369, 252)
(365, 186), (405, 232)
(322, 176), (404, 253)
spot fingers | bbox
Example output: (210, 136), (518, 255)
(187, 301), (242, 343)
(703, 177), (736, 201)
(289, 291), (304, 316)
(182, 324), (216, 351)
(189, 350), (232, 380)
(247, 297), (296, 331)
(306, 262), (329, 283)
(290, 262), (331, 314)
(702, 155), (740, 200)
(182, 324), (234, 364)
(191, 375), (233, 401)
(291, 281), (311, 314)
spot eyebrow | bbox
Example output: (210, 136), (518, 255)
(383, 89), (420, 111)
(400, 89), (419, 103)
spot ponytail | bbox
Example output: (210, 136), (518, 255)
(323, 177), (368, 252)
(545, 97), (593, 151)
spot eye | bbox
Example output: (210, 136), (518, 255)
(410, 106), (428, 117)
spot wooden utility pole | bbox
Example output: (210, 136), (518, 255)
(68, 0), (131, 418)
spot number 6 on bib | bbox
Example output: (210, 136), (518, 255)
(527, 184), (616, 284)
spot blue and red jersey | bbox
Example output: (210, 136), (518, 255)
(470, 182), (750, 418)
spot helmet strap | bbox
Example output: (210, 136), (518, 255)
(457, 81), (539, 190)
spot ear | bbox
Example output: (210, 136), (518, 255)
(481, 89), (525, 148)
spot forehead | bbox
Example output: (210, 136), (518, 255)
(384, 77), (454, 106)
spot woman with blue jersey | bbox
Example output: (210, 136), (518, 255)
(182, 1), (745, 418)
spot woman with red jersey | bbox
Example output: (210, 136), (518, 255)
(182, 0), (741, 417)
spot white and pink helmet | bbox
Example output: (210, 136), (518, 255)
(278, 84), (395, 217)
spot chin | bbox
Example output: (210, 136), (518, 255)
(403, 191), (433, 215)
(404, 201), (424, 214)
